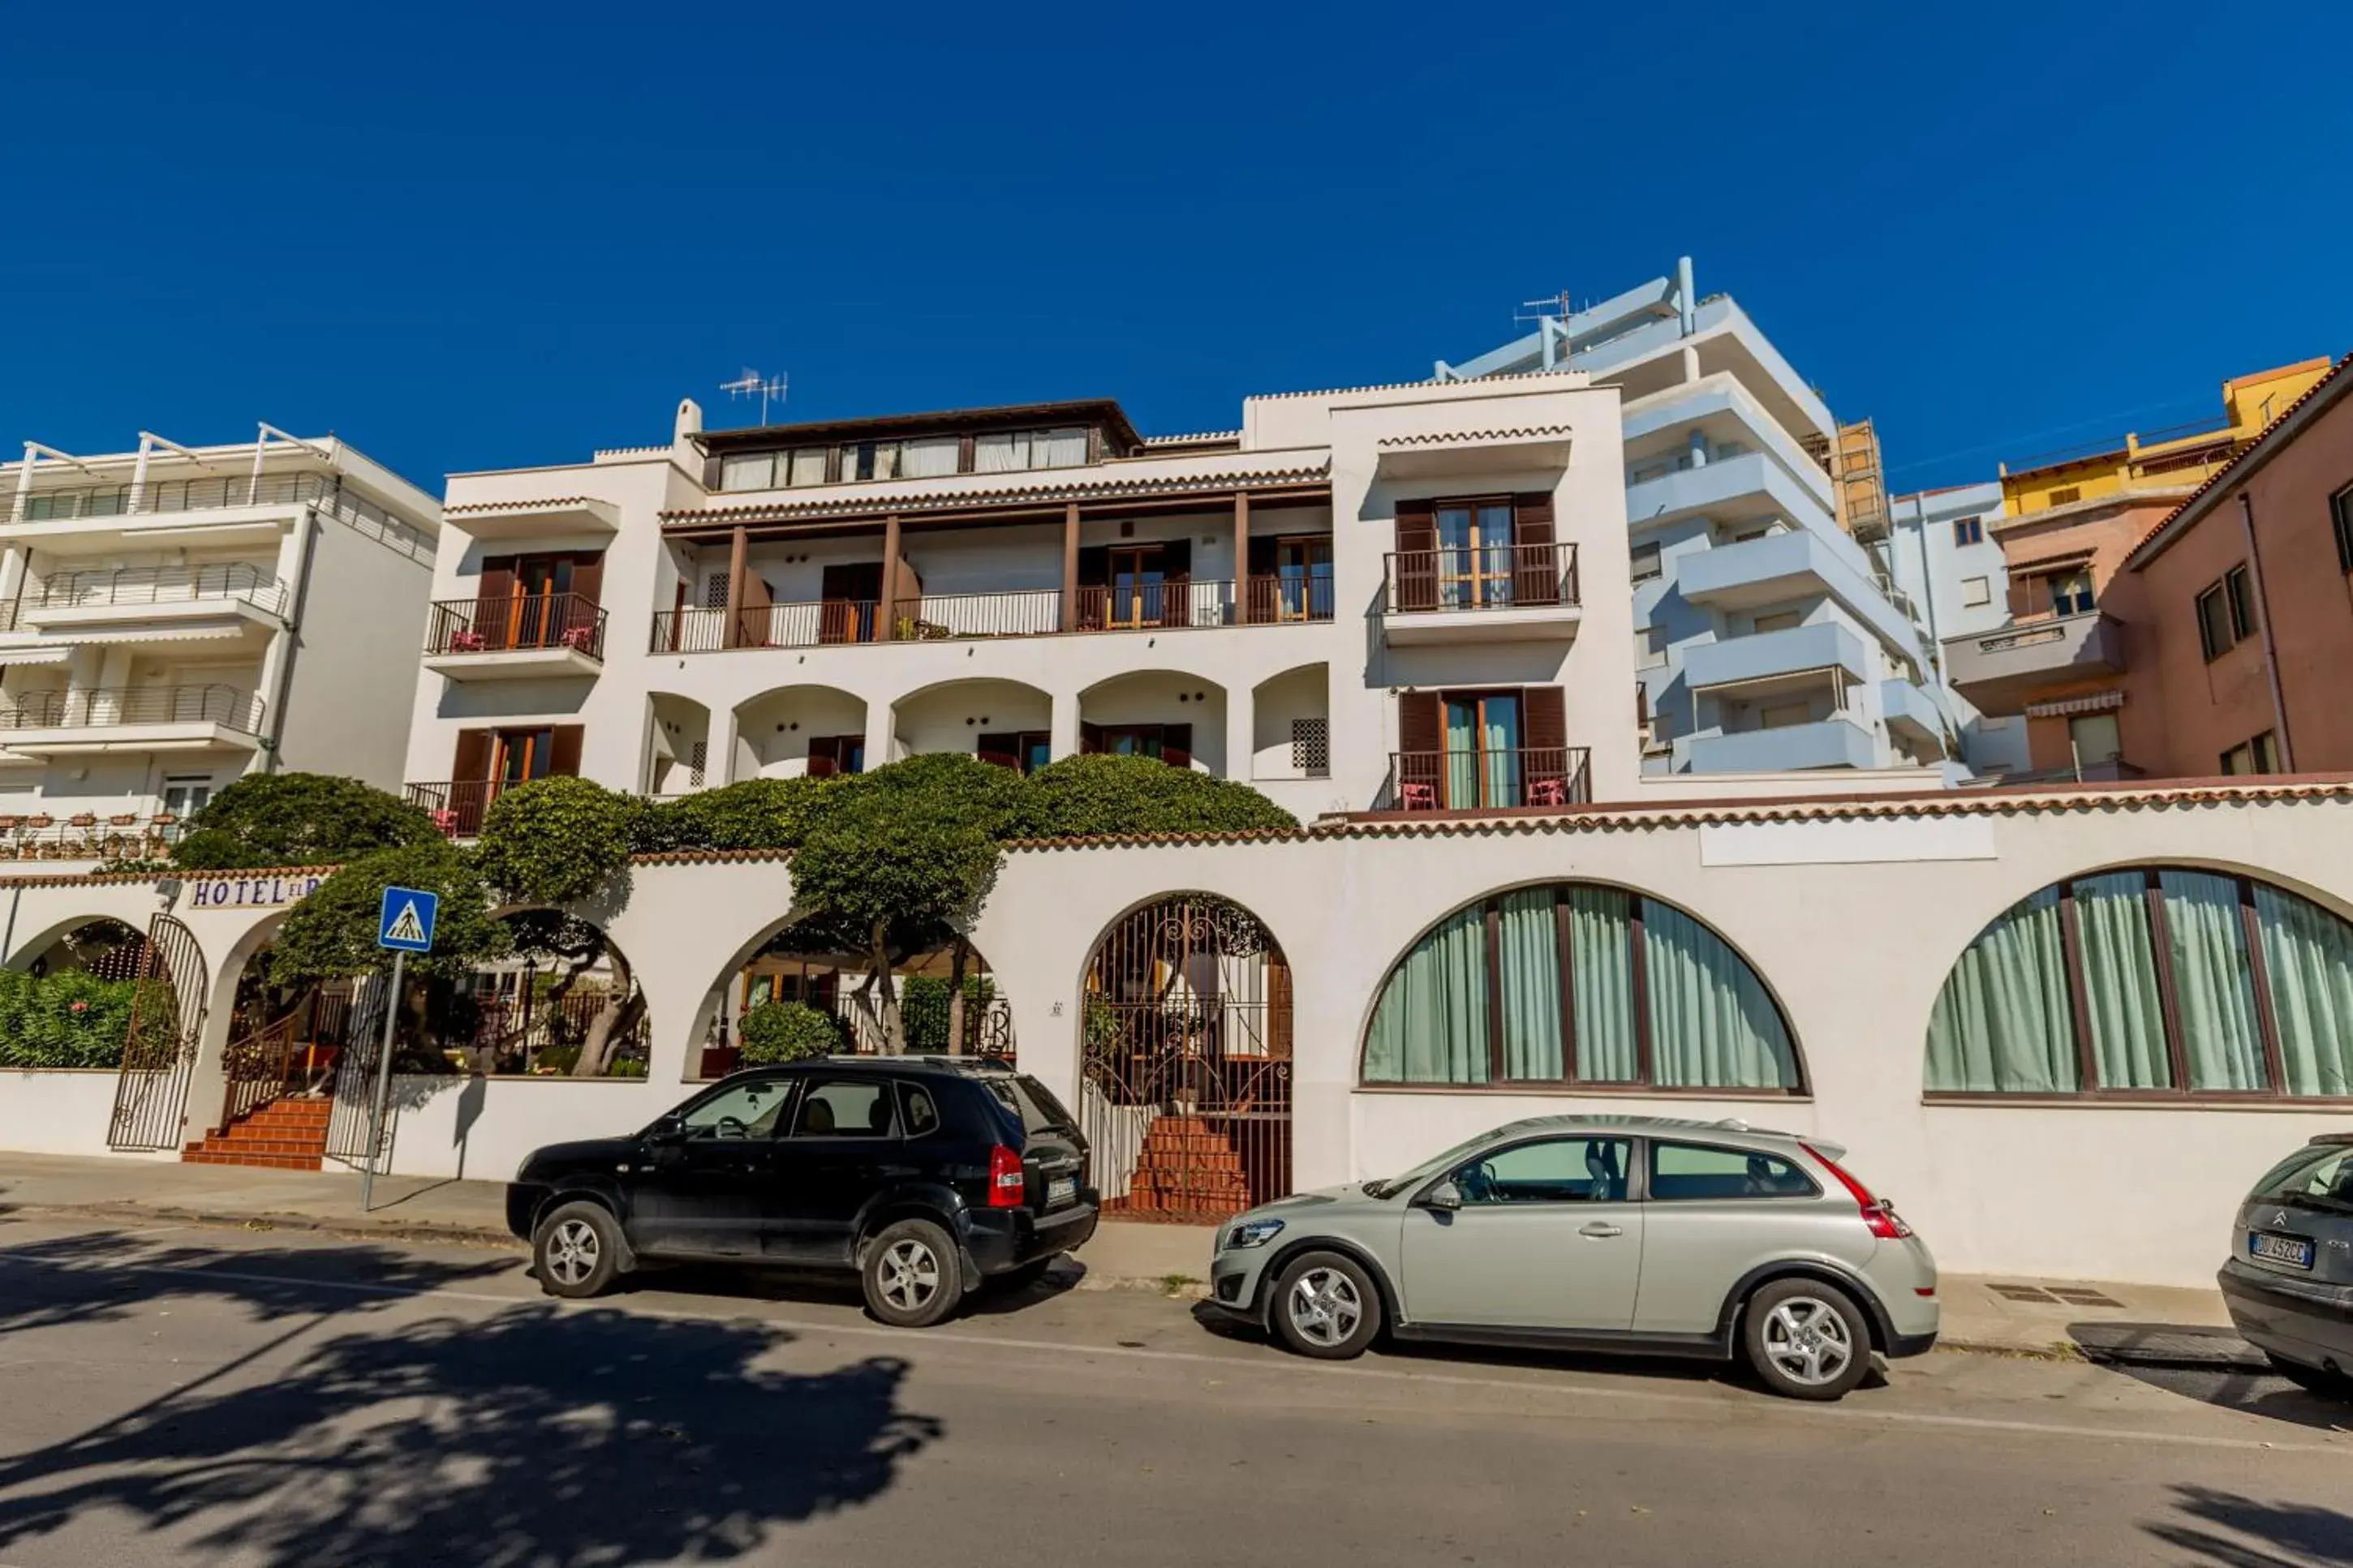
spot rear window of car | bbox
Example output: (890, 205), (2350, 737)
(983, 1074), (1073, 1136)
(1649, 1141), (1819, 1201)
(2255, 1148), (2353, 1213)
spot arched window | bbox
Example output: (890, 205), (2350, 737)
(1925, 867), (2353, 1099)
(1362, 883), (1801, 1093)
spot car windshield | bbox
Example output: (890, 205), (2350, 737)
(1362, 1127), (1519, 1198)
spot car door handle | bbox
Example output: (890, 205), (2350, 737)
(1578, 1222), (1624, 1239)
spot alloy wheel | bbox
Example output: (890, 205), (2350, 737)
(545, 1218), (600, 1287)
(878, 1239), (942, 1312)
(1762, 1295), (1854, 1387)
(1287, 1265), (1363, 1347)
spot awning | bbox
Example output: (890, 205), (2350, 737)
(2007, 548), (2096, 577)
(2025, 689), (2125, 718)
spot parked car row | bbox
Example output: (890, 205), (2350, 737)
(508, 1063), (2349, 1403)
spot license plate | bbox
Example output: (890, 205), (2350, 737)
(1047, 1176), (1078, 1208)
(2250, 1232), (2315, 1270)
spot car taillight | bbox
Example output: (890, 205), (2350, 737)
(987, 1145), (1026, 1209)
(1802, 1141), (1912, 1240)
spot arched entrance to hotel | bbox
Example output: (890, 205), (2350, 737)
(1079, 893), (1292, 1221)
(700, 924), (1013, 1080)
(109, 914), (209, 1152)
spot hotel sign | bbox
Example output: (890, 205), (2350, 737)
(184, 874), (325, 910)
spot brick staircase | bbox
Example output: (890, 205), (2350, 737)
(183, 1095), (332, 1170)
(1108, 1114), (1254, 1221)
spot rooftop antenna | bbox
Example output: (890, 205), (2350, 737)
(1514, 290), (1577, 371)
(721, 367), (789, 426)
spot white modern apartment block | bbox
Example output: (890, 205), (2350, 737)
(0, 427), (440, 861)
(1885, 481), (2031, 777)
(405, 374), (1650, 826)
(1436, 259), (1960, 781)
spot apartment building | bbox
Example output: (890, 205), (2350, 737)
(1436, 259), (1958, 780)
(1885, 481), (2030, 777)
(403, 372), (1641, 829)
(0, 428), (440, 861)
(1940, 355), (2336, 779)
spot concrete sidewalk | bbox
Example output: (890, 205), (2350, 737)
(0, 1150), (2245, 1364)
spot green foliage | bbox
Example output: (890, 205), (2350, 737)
(789, 784), (1000, 962)
(901, 974), (993, 1055)
(848, 752), (1032, 837)
(0, 969), (143, 1068)
(170, 773), (439, 870)
(737, 1001), (845, 1064)
(472, 776), (636, 906)
(1017, 754), (1299, 838)
(268, 840), (510, 986)
(635, 775), (841, 853)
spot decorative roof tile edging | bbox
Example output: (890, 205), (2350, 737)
(1374, 424), (1575, 449)
(660, 458), (1331, 526)
(445, 496), (613, 516)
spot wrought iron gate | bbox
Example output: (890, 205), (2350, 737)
(325, 970), (397, 1166)
(1080, 895), (1292, 1222)
(106, 915), (208, 1153)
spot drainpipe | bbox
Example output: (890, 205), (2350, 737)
(2239, 491), (2297, 771)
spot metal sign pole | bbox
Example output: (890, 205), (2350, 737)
(359, 949), (406, 1213)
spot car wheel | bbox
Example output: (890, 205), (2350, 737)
(992, 1257), (1058, 1293)
(862, 1218), (966, 1328)
(533, 1201), (622, 1300)
(1742, 1278), (1872, 1401)
(2266, 1352), (2352, 1398)
(1270, 1251), (1382, 1360)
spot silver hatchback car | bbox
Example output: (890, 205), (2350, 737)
(2217, 1132), (2353, 1397)
(1204, 1115), (1939, 1400)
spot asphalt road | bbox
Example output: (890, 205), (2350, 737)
(0, 1214), (2342, 1568)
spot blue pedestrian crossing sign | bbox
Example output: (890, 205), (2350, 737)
(377, 886), (439, 953)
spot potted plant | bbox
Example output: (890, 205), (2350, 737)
(69, 813), (97, 827)
(108, 813), (138, 827)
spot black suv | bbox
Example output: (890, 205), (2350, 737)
(505, 1057), (1098, 1325)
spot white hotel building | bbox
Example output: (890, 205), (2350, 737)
(0, 429), (439, 861)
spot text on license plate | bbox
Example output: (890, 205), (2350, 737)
(2250, 1232), (2314, 1269)
(1047, 1176), (1078, 1208)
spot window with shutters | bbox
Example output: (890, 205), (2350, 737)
(2196, 565), (2255, 660)
(1953, 516), (1985, 547)
(1395, 687), (1579, 811)
(1961, 575), (1991, 608)
(1390, 493), (1559, 612)
(1290, 718), (1329, 777)
(1630, 541), (1663, 583)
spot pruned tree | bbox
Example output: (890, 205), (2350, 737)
(635, 775), (843, 852)
(1015, 753), (1300, 838)
(172, 773), (442, 870)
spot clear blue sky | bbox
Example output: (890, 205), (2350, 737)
(6, 1), (2346, 496)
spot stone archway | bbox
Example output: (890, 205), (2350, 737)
(1078, 892), (1292, 1221)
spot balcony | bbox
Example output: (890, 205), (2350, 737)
(1675, 530), (1921, 663)
(6, 472), (355, 553)
(4, 565), (290, 651)
(0, 684), (266, 756)
(1387, 746), (1594, 813)
(422, 594), (608, 679)
(1941, 611), (2125, 716)
(1683, 621), (1869, 699)
(441, 495), (622, 542)
(1686, 715), (1877, 773)
(648, 576), (1335, 654)
(1880, 678), (1950, 754)
(1382, 544), (1581, 645)
(407, 780), (510, 838)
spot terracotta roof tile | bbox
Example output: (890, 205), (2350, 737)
(444, 496), (613, 515)
(660, 458), (1331, 526)
(2127, 350), (2353, 567)
(1374, 425), (1574, 449)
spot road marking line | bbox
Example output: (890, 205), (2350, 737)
(0, 1248), (2339, 1454)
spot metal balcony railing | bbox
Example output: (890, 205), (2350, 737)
(0, 685), (265, 732)
(28, 563), (289, 616)
(12, 471), (334, 522)
(1385, 543), (1580, 614)
(1388, 746), (1594, 812)
(0, 814), (189, 861)
(407, 780), (514, 838)
(427, 593), (608, 660)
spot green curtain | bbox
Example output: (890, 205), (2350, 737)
(1485, 700), (1521, 808)
(2159, 871), (2266, 1090)
(1924, 887), (2078, 1093)
(1569, 885), (1638, 1080)
(1496, 890), (1562, 1078)
(1364, 904), (1490, 1083)
(2075, 872), (2170, 1089)
(2253, 884), (2353, 1097)
(1443, 701), (1478, 810)
(1641, 899), (1799, 1089)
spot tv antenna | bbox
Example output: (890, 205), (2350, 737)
(1514, 290), (1576, 326)
(721, 367), (789, 425)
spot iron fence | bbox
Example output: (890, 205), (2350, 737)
(1, 685), (265, 732)
(1390, 745), (1594, 812)
(427, 593), (608, 659)
(407, 780), (510, 838)
(1386, 542), (1579, 614)
(29, 563), (287, 616)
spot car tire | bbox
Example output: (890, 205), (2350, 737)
(533, 1201), (622, 1300)
(1269, 1251), (1382, 1360)
(2266, 1352), (2352, 1398)
(992, 1257), (1058, 1293)
(1741, 1278), (1873, 1401)
(862, 1218), (966, 1328)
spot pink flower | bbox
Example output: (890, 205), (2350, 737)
(70, 1001), (88, 1013)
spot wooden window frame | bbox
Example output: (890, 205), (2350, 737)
(1438, 689), (1523, 810)
(1928, 865), (2342, 1106)
(1952, 515), (1985, 547)
(1361, 883), (1803, 1098)
(2196, 580), (2236, 661)
(1431, 496), (1516, 608)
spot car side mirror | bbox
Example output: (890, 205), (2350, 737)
(1419, 1179), (1463, 1212)
(646, 1114), (686, 1144)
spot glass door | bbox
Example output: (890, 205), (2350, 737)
(1108, 547), (1164, 628)
(510, 556), (574, 647)
(1443, 693), (1522, 808)
(1275, 538), (1332, 621)
(1435, 502), (1514, 608)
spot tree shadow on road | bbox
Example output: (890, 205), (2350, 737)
(2145, 1484), (2353, 1566)
(0, 1286), (941, 1565)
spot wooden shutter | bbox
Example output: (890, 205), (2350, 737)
(473, 556), (515, 645)
(1512, 492), (1559, 607)
(1394, 499), (1437, 611)
(975, 733), (1021, 771)
(806, 737), (839, 778)
(1162, 723), (1193, 771)
(570, 552), (604, 608)
(1396, 691), (1442, 802)
(1076, 546), (1110, 629)
(2007, 573), (2053, 618)
(1079, 721), (1104, 755)
(1523, 686), (1570, 801)
(548, 725), (585, 778)
(738, 574), (774, 648)
(702, 453), (724, 490)
(451, 728), (492, 782)
(1158, 539), (1192, 628)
